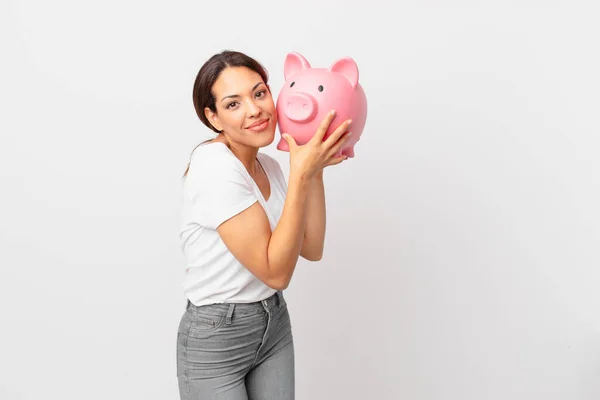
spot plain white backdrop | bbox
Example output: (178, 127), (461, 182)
(2, 1), (599, 399)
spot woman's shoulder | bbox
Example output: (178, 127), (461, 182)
(186, 142), (247, 186)
(190, 142), (239, 168)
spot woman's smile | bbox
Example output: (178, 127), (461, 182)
(246, 118), (270, 132)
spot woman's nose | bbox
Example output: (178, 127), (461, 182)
(247, 100), (261, 116)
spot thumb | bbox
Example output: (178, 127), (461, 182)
(282, 133), (297, 149)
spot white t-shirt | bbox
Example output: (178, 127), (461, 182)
(179, 142), (288, 306)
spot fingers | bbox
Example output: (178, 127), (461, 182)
(282, 133), (297, 150)
(323, 118), (353, 150)
(310, 110), (338, 144)
(326, 131), (352, 159)
(325, 154), (347, 167)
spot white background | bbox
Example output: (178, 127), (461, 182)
(2, 1), (599, 399)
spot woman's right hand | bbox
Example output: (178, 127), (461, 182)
(282, 110), (353, 180)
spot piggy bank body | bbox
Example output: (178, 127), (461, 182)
(276, 52), (367, 158)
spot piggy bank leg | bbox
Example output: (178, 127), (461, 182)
(277, 137), (290, 152)
(332, 147), (354, 158)
(342, 137), (359, 158)
(341, 146), (355, 158)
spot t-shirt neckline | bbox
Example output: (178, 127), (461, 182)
(205, 141), (272, 203)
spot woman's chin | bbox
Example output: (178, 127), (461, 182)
(258, 132), (276, 148)
(252, 126), (276, 147)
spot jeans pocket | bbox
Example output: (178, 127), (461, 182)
(188, 312), (226, 335)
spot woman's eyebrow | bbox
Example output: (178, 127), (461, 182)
(220, 82), (264, 102)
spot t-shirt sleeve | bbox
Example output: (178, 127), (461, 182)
(186, 150), (258, 229)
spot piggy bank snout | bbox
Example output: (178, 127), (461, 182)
(282, 93), (317, 122)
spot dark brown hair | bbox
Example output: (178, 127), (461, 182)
(182, 50), (269, 179)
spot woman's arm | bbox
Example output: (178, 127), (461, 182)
(216, 113), (351, 290)
(300, 171), (326, 261)
(216, 170), (311, 290)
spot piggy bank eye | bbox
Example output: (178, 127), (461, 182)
(290, 82), (295, 87)
(318, 85), (324, 92)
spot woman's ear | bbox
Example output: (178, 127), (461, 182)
(204, 107), (222, 132)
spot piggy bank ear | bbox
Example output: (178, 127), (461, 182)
(329, 57), (359, 88)
(284, 52), (311, 81)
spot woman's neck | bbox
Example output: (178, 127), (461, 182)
(212, 135), (260, 175)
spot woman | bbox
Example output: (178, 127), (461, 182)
(177, 50), (352, 399)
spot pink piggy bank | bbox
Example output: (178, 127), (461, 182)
(276, 52), (367, 158)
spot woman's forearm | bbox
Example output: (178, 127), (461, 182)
(266, 172), (311, 289)
(301, 172), (326, 260)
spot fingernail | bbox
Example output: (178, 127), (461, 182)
(331, 110), (336, 116)
(347, 131), (353, 137)
(347, 119), (353, 126)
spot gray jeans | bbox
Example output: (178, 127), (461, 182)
(176, 291), (294, 399)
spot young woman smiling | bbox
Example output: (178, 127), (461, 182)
(177, 50), (352, 399)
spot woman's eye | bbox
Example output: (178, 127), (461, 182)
(226, 101), (238, 109)
(255, 90), (267, 98)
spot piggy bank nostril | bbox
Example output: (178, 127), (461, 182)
(287, 102), (292, 107)
(302, 104), (307, 109)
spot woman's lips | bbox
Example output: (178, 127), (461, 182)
(246, 119), (269, 132)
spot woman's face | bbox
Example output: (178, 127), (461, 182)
(205, 66), (277, 148)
